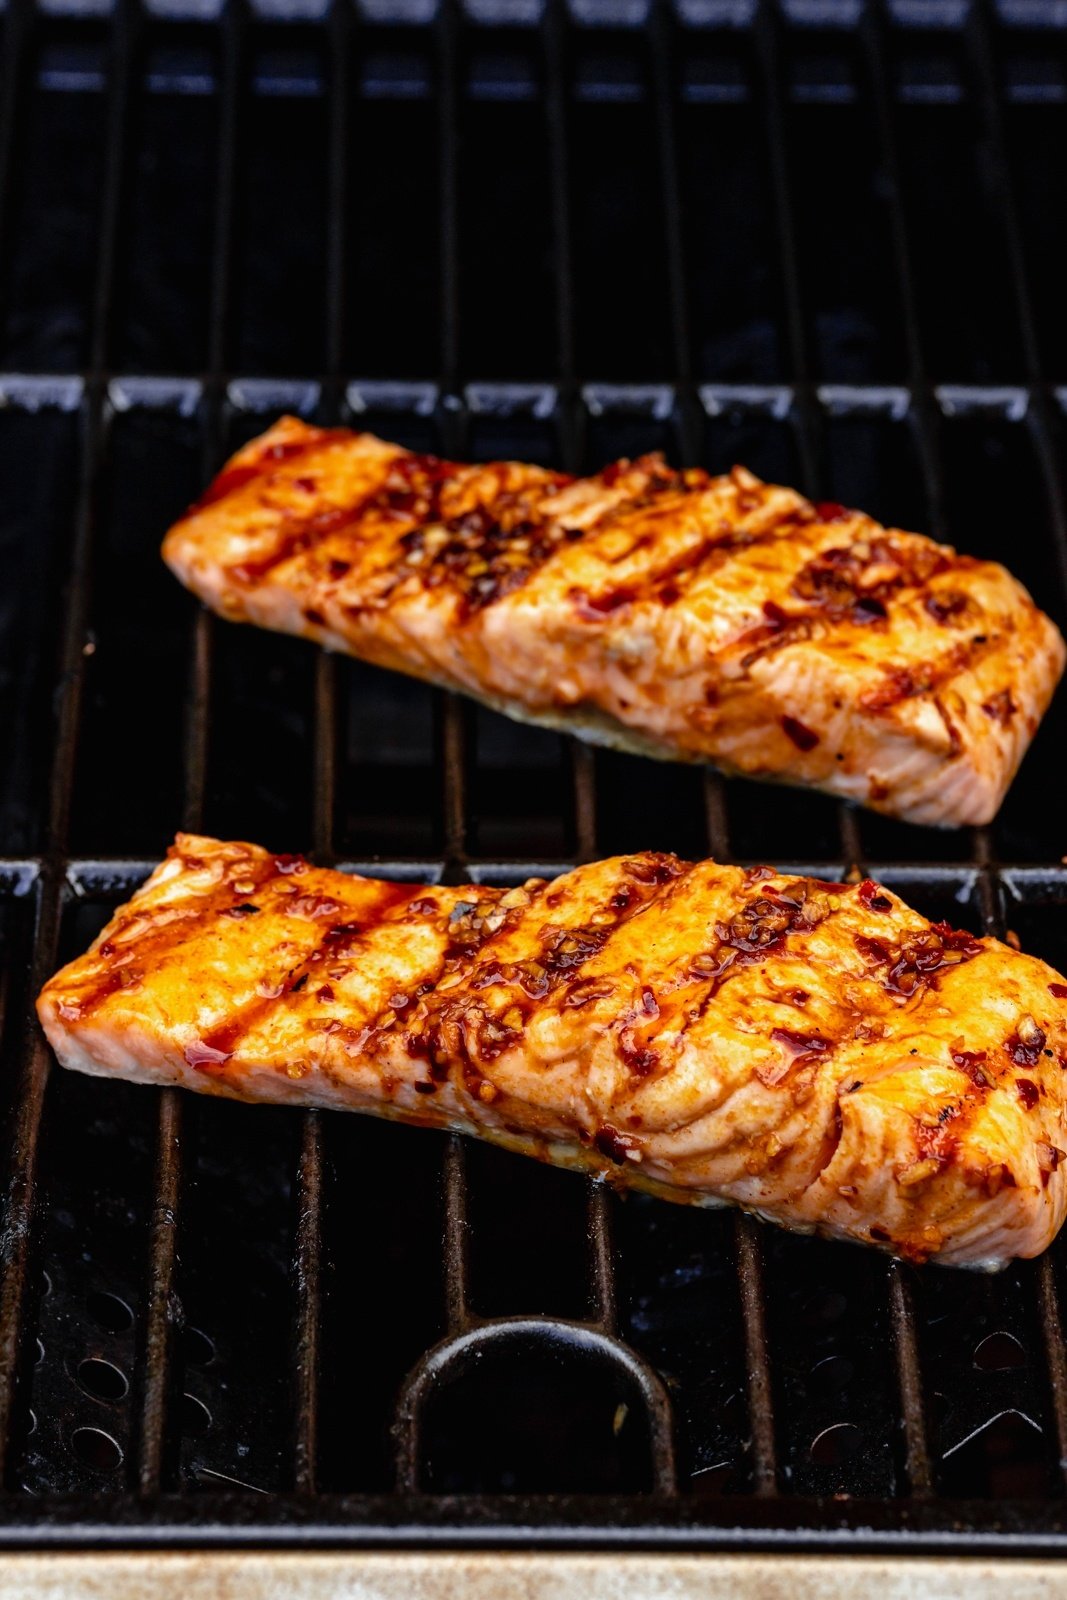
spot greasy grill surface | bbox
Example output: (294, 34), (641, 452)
(2, 0), (1067, 1553)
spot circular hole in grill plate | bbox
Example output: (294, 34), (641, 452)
(183, 1326), (215, 1367)
(808, 1355), (854, 1395)
(34, 1339), (44, 1367)
(418, 1333), (655, 1494)
(182, 1394), (212, 1436)
(799, 1290), (847, 1329)
(86, 1291), (133, 1334)
(71, 1427), (123, 1472)
(77, 1358), (128, 1402)
(809, 1423), (863, 1467)
(974, 1331), (1026, 1371)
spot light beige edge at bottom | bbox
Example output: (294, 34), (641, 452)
(1, 1553), (1066, 1600)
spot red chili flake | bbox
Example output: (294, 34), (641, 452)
(925, 591), (970, 626)
(316, 985), (335, 1003)
(594, 1125), (632, 1164)
(762, 599), (790, 626)
(289, 974), (309, 994)
(658, 583), (681, 606)
(1016, 1078), (1040, 1110)
(184, 1040), (232, 1072)
(1049, 983), (1067, 1000)
(222, 903), (259, 919)
(1038, 1141), (1065, 1173)
(858, 879), (892, 913)
(294, 475), (318, 493)
(853, 594), (889, 624)
(981, 689), (1016, 726)
(1011, 1024), (1049, 1062)
(304, 607), (326, 626)
(573, 585), (636, 617)
(99, 941), (116, 957)
(951, 1049), (990, 1088)
(413, 1081), (436, 1095)
(781, 715), (819, 751)
(328, 558), (351, 579)
(815, 501), (849, 522)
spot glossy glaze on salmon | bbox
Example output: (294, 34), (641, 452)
(38, 834), (1067, 1268)
(162, 417), (1064, 828)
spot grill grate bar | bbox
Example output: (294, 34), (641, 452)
(648, 0), (700, 466)
(963, 3), (1067, 598)
(887, 1263), (933, 1498)
(290, 0), (355, 1493)
(137, 0), (246, 1495)
(292, 1114), (324, 1493)
(734, 1211), (777, 1496)
(0, 0), (31, 322)
(965, 0), (1067, 1490)
(859, 0), (950, 547)
(544, 0), (583, 473)
(0, 0), (139, 1480)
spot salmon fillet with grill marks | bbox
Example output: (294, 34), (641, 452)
(161, 417), (1064, 828)
(37, 834), (1067, 1269)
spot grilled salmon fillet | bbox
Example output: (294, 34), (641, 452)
(162, 417), (1064, 828)
(38, 834), (1067, 1268)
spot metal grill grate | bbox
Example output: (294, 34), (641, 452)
(2, 0), (1067, 1552)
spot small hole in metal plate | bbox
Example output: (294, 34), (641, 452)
(77, 1358), (129, 1402)
(974, 1331), (1026, 1371)
(71, 1427), (123, 1472)
(86, 1291), (134, 1334)
(182, 1394), (212, 1436)
(34, 1339), (44, 1367)
(808, 1355), (854, 1395)
(809, 1422), (863, 1466)
(183, 1326), (216, 1366)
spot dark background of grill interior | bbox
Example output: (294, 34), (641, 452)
(2, 0), (1067, 1553)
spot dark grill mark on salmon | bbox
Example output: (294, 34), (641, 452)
(188, 430), (350, 513)
(855, 922), (983, 997)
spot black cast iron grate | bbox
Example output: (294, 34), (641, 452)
(2, 0), (1067, 1553)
